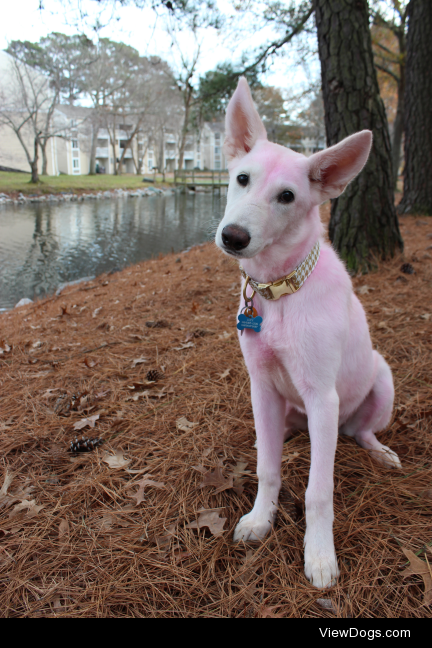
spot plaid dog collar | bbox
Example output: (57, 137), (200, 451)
(240, 240), (321, 301)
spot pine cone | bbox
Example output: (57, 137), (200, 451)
(400, 263), (415, 274)
(69, 436), (104, 453)
(146, 369), (163, 382)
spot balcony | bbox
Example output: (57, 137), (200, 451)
(96, 147), (109, 158)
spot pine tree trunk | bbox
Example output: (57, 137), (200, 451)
(398, 0), (432, 216)
(391, 29), (406, 189)
(315, 0), (403, 272)
(391, 74), (404, 188)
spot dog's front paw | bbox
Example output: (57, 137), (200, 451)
(233, 511), (273, 542)
(304, 543), (340, 589)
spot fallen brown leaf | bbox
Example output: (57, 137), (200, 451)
(401, 547), (432, 606)
(316, 598), (337, 613)
(0, 470), (14, 508)
(228, 461), (252, 495)
(127, 381), (156, 390)
(218, 331), (232, 340)
(218, 368), (231, 380)
(155, 524), (177, 558)
(199, 466), (233, 495)
(233, 550), (259, 597)
(83, 357), (98, 368)
(173, 342), (195, 351)
(186, 508), (226, 536)
(0, 340), (11, 354)
(58, 519), (70, 539)
(281, 451), (300, 464)
(131, 356), (148, 368)
(176, 416), (198, 433)
(41, 388), (60, 399)
(102, 451), (131, 470)
(127, 390), (152, 402)
(357, 285), (374, 295)
(73, 414), (100, 430)
(260, 605), (284, 618)
(128, 475), (165, 506)
(9, 499), (44, 519)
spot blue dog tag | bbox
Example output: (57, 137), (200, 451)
(237, 312), (263, 333)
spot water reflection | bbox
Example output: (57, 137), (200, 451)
(0, 191), (225, 310)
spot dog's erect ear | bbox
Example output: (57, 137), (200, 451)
(224, 77), (267, 162)
(308, 131), (372, 202)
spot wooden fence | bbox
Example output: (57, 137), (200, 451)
(174, 169), (229, 189)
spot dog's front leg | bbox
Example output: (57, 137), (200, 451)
(303, 389), (340, 588)
(234, 380), (285, 542)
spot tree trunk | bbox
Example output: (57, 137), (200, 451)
(41, 140), (48, 176)
(391, 74), (404, 188)
(30, 136), (40, 184)
(398, 0), (432, 215)
(89, 122), (99, 175)
(315, 0), (403, 272)
(178, 85), (193, 171)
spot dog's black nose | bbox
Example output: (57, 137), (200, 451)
(221, 225), (251, 251)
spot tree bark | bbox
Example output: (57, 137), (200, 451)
(315, 0), (403, 272)
(178, 84), (193, 171)
(89, 122), (99, 175)
(30, 136), (40, 184)
(398, 0), (432, 215)
(41, 141), (48, 176)
(392, 70), (405, 188)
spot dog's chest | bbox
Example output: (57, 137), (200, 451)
(239, 299), (305, 407)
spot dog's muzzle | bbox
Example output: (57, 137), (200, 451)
(221, 225), (251, 252)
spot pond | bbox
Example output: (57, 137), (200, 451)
(0, 191), (226, 311)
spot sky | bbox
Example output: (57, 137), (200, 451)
(0, 0), (319, 102)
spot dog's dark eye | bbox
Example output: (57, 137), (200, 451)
(278, 190), (295, 204)
(237, 174), (249, 187)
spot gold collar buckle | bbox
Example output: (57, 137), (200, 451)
(264, 270), (300, 299)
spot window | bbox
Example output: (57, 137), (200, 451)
(215, 146), (221, 155)
(214, 132), (220, 141)
(72, 139), (78, 149)
(215, 160), (221, 169)
(72, 159), (79, 169)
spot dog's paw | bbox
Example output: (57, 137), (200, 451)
(370, 444), (402, 469)
(304, 544), (340, 589)
(233, 512), (272, 542)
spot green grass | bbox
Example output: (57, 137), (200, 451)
(0, 172), (172, 195)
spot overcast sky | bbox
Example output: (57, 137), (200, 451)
(0, 0), (319, 98)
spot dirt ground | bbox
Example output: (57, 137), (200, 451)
(0, 204), (431, 618)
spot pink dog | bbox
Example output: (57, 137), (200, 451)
(215, 78), (401, 589)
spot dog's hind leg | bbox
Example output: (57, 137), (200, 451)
(234, 381), (286, 542)
(340, 352), (401, 469)
(284, 405), (308, 441)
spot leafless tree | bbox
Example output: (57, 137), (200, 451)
(0, 55), (63, 182)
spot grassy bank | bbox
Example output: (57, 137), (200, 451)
(0, 171), (172, 196)
(0, 207), (431, 617)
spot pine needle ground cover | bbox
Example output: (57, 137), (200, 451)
(0, 206), (431, 618)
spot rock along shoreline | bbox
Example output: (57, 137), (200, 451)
(0, 186), (174, 206)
